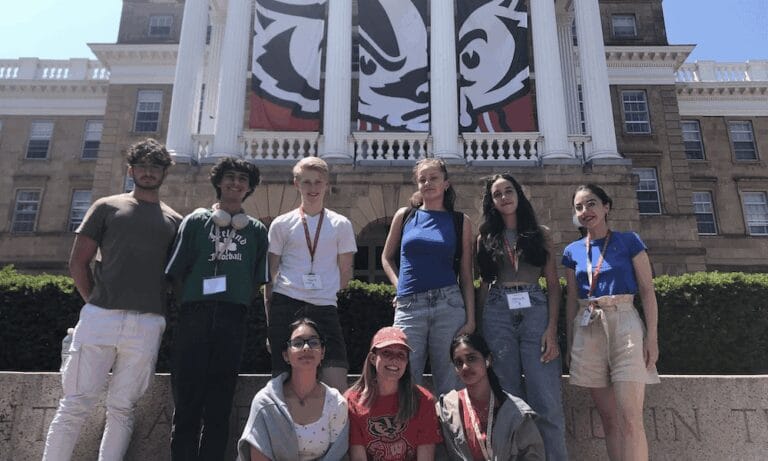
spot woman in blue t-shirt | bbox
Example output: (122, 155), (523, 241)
(562, 184), (659, 461)
(381, 158), (475, 396)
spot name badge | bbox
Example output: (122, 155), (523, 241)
(580, 306), (593, 326)
(506, 291), (531, 310)
(203, 275), (227, 295)
(302, 273), (323, 290)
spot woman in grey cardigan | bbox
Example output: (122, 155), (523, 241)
(238, 318), (348, 461)
(436, 334), (545, 461)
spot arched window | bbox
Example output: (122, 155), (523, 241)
(353, 219), (390, 283)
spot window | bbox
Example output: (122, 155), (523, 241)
(134, 90), (163, 132)
(622, 91), (650, 134)
(81, 120), (103, 159)
(124, 174), (135, 192)
(634, 168), (661, 214)
(68, 190), (92, 232)
(681, 120), (705, 160)
(742, 192), (768, 235)
(12, 189), (42, 232)
(729, 121), (758, 160)
(149, 15), (173, 37)
(692, 192), (717, 235)
(611, 14), (637, 38)
(577, 84), (586, 134)
(26, 121), (54, 159)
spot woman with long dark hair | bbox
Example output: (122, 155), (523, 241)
(436, 333), (544, 460)
(562, 184), (659, 461)
(381, 158), (475, 396)
(346, 327), (442, 461)
(237, 318), (348, 461)
(476, 173), (567, 460)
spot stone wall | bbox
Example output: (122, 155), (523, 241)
(2, 372), (766, 460)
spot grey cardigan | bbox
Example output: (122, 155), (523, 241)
(436, 389), (545, 461)
(237, 373), (349, 461)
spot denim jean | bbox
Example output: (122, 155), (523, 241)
(393, 284), (465, 396)
(482, 285), (568, 461)
(171, 301), (246, 461)
(43, 303), (166, 461)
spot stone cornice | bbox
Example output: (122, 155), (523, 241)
(0, 80), (108, 96)
(677, 82), (768, 116)
(88, 43), (179, 67)
(604, 45), (695, 70)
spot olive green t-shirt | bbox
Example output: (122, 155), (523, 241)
(77, 193), (182, 315)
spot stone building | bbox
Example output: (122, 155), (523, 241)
(0, 0), (766, 279)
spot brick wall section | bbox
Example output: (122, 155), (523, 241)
(599, 0), (668, 46)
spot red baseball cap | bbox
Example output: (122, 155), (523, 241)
(370, 327), (413, 352)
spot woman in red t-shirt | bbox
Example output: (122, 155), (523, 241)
(436, 333), (545, 460)
(346, 327), (442, 461)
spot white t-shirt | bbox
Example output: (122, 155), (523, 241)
(269, 208), (357, 306)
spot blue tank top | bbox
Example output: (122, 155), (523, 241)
(397, 209), (457, 296)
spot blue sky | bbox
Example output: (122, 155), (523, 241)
(0, 0), (766, 62)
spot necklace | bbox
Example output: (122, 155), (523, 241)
(290, 381), (319, 407)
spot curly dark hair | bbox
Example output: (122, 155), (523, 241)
(125, 138), (173, 167)
(477, 173), (547, 281)
(209, 157), (261, 200)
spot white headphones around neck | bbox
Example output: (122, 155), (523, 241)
(211, 209), (249, 230)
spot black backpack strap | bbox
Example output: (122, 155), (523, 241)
(452, 211), (464, 276)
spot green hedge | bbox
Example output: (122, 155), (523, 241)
(1, 266), (766, 374)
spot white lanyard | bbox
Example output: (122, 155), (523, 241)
(462, 388), (494, 461)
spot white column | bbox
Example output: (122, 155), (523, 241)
(430, 0), (461, 159)
(530, 0), (570, 158)
(557, 12), (582, 136)
(320, 0), (353, 160)
(201, 12), (225, 134)
(166, 0), (210, 156)
(211, 0), (253, 156)
(573, 0), (620, 159)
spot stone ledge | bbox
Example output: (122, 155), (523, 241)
(1, 373), (766, 460)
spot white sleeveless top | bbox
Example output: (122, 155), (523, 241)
(293, 387), (346, 460)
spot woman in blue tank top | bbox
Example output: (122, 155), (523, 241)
(381, 159), (475, 396)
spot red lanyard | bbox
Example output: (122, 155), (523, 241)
(585, 230), (611, 298)
(502, 233), (519, 273)
(461, 389), (494, 461)
(299, 207), (324, 272)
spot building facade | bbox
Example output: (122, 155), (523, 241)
(1, 0), (766, 278)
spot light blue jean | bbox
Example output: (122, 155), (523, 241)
(393, 284), (466, 396)
(482, 285), (568, 461)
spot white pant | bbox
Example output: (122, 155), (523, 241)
(43, 304), (166, 461)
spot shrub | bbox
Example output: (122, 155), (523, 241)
(1, 266), (766, 374)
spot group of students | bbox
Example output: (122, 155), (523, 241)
(239, 158), (660, 461)
(42, 138), (659, 461)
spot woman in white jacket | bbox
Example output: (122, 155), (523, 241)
(238, 318), (348, 461)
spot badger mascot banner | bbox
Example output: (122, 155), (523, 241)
(249, 0), (327, 131)
(356, 0), (430, 132)
(456, 0), (535, 132)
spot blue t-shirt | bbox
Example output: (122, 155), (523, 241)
(397, 209), (457, 296)
(561, 231), (647, 299)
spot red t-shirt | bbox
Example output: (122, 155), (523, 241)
(347, 385), (443, 461)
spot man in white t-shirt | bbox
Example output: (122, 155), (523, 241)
(265, 157), (357, 391)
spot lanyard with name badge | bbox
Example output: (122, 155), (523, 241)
(461, 388), (495, 461)
(300, 207), (324, 290)
(502, 232), (531, 309)
(581, 230), (612, 326)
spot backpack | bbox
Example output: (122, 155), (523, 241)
(396, 207), (464, 276)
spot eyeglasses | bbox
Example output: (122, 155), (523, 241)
(287, 337), (323, 350)
(376, 348), (408, 361)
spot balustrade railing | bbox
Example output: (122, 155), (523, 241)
(353, 132), (429, 162)
(242, 131), (318, 161)
(0, 58), (110, 81)
(676, 61), (768, 83)
(463, 133), (540, 163)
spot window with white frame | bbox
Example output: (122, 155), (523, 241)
(26, 121), (54, 159)
(12, 189), (42, 232)
(611, 14), (637, 38)
(681, 120), (705, 160)
(634, 168), (661, 214)
(729, 121), (758, 160)
(149, 15), (173, 37)
(692, 191), (717, 235)
(81, 120), (103, 159)
(742, 192), (768, 235)
(68, 190), (92, 232)
(622, 91), (651, 134)
(134, 90), (163, 132)
(577, 84), (587, 135)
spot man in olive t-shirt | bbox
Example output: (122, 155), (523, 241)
(43, 139), (181, 461)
